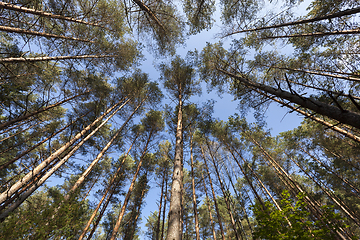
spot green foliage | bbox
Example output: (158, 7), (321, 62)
(252, 190), (349, 240)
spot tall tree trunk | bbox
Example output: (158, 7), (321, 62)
(224, 6), (360, 36)
(0, 25), (94, 42)
(0, 91), (90, 131)
(205, 139), (241, 239)
(78, 136), (137, 240)
(0, 99), (128, 207)
(190, 131), (200, 240)
(110, 129), (154, 240)
(161, 174), (168, 240)
(0, 54), (119, 63)
(0, 100), (127, 220)
(200, 145), (226, 240)
(126, 183), (147, 239)
(0, 2), (109, 29)
(166, 95), (184, 240)
(218, 68), (360, 129)
(200, 171), (217, 240)
(65, 100), (143, 200)
(156, 170), (166, 240)
(0, 111), (90, 170)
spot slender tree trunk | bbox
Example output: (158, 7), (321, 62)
(166, 95), (184, 240)
(200, 171), (217, 240)
(127, 184), (147, 239)
(223, 6), (360, 36)
(205, 140), (241, 240)
(190, 131), (200, 240)
(109, 129), (154, 240)
(300, 147), (360, 197)
(0, 99), (128, 207)
(0, 111), (90, 170)
(0, 54), (119, 63)
(217, 68), (360, 129)
(200, 145), (226, 240)
(0, 25), (94, 42)
(161, 175), (168, 240)
(156, 171), (166, 240)
(0, 2), (109, 29)
(78, 130), (139, 240)
(65, 100), (143, 200)
(0, 100), (126, 220)
(261, 28), (360, 40)
(0, 91), (90, 131)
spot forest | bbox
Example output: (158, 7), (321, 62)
(0, 0), (360, 239)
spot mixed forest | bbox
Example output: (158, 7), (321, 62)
(0, 0), (360, 239)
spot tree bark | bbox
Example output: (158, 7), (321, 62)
(131, 0), (166, 33)
(0, 25), (94, 42)
(166, 95), (184, 240)
(156, 170), (166, 240)
(0, 91), (90, 131)
(0, 99), (128, 206)
(0, 119), (42, 143)
(218, 68), (360, 130)
(109, 129), (154, 240)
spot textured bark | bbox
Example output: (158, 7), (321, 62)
(0, 99), (128, 206)
(200, 145), (226, 240)
(0, 54), (119, 63)
(224, 6), (360, 36)
(218, 68), (360, 129)
(0, 91), (90, 131)
(0, 25), (94, 42)
(0, 2), (109, 29)
(0, 100), (126, 220)
(161, 175), (168, 240)
(166, 96), (184, 240)
(0, 111), (89, 171)
(110, 130), (154, 240)
(190, 132), (200, 240)
(200, 171), (217, 240)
